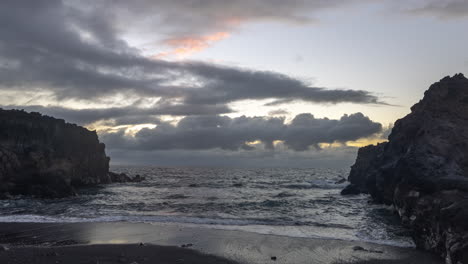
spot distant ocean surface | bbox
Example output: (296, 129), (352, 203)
(0, 166), (413, 247)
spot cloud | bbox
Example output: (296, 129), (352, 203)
(268, 109), (290, 116)
(402, 0), (468, 18)
(0, 0), (398, 167)
(380, 123), (393, 139)
(180, 66), (384, 105)
(101, 112), (382, 152)
(0, 0), (384, 111)
(155, 32), (231, 58)
(1, 103), (232, 125)
(284, 113), (382, 150)
(83, 0), (364, 36)
(75, 1), (468, 43)
(74, 0), (370, 56)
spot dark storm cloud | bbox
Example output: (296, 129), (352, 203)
(2, 104), (232, 125)
(180, 65), (382, 105)
(101, 113), (382, 151)
(283, 113), (382, 151)
(0, 0), (384, 107)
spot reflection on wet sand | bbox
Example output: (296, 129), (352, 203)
(0, 222), (442, 264)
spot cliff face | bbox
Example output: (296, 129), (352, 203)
(344, 74), (468, 264)
(0, 109), (111, 198)
(341, 142), (387, 195)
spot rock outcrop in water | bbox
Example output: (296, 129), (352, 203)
(342, 74), (468, 264)
(0, 109), (139, 198)
(108, 172), (145, 183)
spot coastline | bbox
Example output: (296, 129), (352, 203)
(0, 222), (443, 264)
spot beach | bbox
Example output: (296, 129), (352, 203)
(0, 222), (442, 264)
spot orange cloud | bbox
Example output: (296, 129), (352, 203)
(154, 32), (230, 59)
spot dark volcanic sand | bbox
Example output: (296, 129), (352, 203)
(0, 222), (443, 264)
(0, 243), (237, 264)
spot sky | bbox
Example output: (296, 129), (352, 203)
(0, 0), (467, 168)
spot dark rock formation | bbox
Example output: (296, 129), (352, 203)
(340, 183), (362, 195)
(108, 172), (145, 183)
(341, 142), (387, 196)
(0, 109), (142, 199)
(343, 74), (468, 264)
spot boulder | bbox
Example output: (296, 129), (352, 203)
(344, 74), (468, 263)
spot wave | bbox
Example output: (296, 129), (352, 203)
(0, 167), (414, 249)
(0, 214), (414, 248)
(0, 214), (261, 225)
(281, 180), (347, 190)
(0, 214), (342, 227)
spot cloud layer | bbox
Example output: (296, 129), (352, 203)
(2, 104), (231, 125)
(82, 0), (362, 36)
(5, 0), (458, 166)
(402, 0), (468, 18)
(0, 0), (383, 112)
(73, 0), (468, 58)
(101, 113), (382, 151)
(1, 0), (464, 111)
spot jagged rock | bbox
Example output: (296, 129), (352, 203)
(0, 109), (147, 198)
(108, 172), (145, 183)
(335, 178), (347, 184)
(345, 143), (387, 198)
(344, 74), (468, 263)
(340, 184), (362, 195)
(0, 109), (111, 198)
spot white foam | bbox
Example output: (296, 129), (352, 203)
(0, 214), (264, 225)
(0, 214), (414, 248)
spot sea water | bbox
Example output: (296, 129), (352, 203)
(0, 166), (413, 247)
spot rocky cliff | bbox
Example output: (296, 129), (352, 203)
(0, 109), (111, 198)
(343, 74), (468, 264)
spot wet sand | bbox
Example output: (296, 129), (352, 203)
(0, 243), (237, 264)
(0, 222), (443, 264)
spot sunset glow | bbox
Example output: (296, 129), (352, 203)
(154, 32), (230, 59)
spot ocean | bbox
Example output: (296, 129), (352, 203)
(0, 166), (413, 247)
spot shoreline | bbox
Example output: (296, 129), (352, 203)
(0, 222), (443, 264)
(0, 214), (415, 249)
